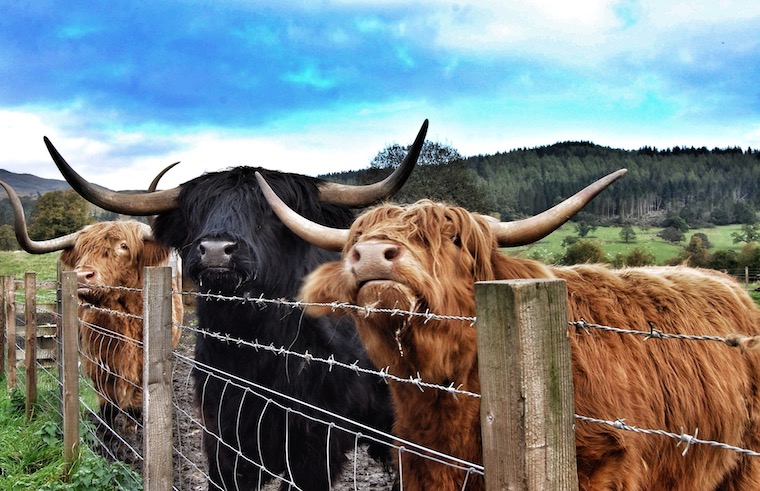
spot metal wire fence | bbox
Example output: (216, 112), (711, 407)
(2, 269), (760, 490)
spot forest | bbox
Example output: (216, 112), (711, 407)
(325, 141), (760, 228)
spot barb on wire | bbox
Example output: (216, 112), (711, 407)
(576, 414), (760, 458)
(185, 290), (477, 325)
(570, 320), (760, 351)
(181, 323), (481, 400)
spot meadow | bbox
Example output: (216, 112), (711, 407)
(507, 223), (748, 266)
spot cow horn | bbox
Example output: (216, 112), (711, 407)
(317, 119), (428, 206)
(0, 180), (79, 253)
(148, 161), (180, 192)
(44, 136), (182, 216)
(255, 172), (348, 252)
(492, 169), (628, 246)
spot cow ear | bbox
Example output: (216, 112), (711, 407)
(141, 240), (171, 267)
(59, 248), (78, 270)
(299, 262), (347, 318)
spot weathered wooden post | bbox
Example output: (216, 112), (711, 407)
(61, 271), (80, 468)
(475, 279), (577, 491)
(143, 266), (174, 491)
(25, 272), (37, 420)
(4, 275), (16, 389)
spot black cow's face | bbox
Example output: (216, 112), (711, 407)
(152, 167), (353, 299)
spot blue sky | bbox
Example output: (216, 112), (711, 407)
(1, 1), (759, 189)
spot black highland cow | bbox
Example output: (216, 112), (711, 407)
(45, 120), (428, 490)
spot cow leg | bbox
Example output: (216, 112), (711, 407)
(278, 424), (350, 491)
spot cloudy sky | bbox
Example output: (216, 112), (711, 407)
(1, 1), (759, 189)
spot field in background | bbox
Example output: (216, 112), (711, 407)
(508, 223), (747, 265)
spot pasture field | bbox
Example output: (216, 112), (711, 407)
(507, 223), (748, 265)
(0, 250), (61, 282)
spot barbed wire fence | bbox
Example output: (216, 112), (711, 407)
(2, 268), (760, 490)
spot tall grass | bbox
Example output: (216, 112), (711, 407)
(0, 370), (140, 490)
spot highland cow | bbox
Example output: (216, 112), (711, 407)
(46, 121), (427, 490)
(0, 180), (183, 431)
(258, 168), (760, 491)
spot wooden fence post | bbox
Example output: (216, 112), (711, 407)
(143, 266), (174, 491)
(475, 279), (577, 491)
(25, 272), (37, 420)
(61, 271), (80, 468)
(4, 276), (15, 390)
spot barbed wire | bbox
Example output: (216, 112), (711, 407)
(185, 289), (478, 325)
(572, 320), (760, 351)
(575, 414), (760, 458)
(181, 322), (481, 399)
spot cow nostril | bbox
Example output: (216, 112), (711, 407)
(223, 243), (238, 255)
(199, 243), (206, 255)
(349, 249), (361, 264)
(384, 246), (400, 261)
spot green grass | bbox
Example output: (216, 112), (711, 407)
(0, 371), (141, 490)
(507, 223), (749, 265)
(0, 251), (60, 306)
(0, 251), (61, 283)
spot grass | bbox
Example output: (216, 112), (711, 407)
(507, 223), (749, 265)
(0, 371), (141, 490)
(0, 251), (61, 283)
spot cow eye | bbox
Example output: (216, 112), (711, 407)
(452, 235), (462, 247)
(119, 242), (129, 251)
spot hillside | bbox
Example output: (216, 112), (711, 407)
(0, 169), (70, 197)
(323, 141), (760, 227)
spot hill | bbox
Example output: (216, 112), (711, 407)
(0, 169), (70, 197)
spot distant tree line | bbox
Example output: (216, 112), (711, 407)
(324, 140), (760, 230)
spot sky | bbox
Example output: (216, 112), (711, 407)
(1, 1), (759, 190)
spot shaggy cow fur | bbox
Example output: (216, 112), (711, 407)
(298, 200), (760, 491)
(151, 168), (393, 491)
(59, 220), (183, 431)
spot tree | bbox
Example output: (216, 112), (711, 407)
(574, 220), (597, 238)
(734, 201), (758, 225)
(619, 224), (637, 243)
(657, 227), (685, 244)
(624, 247), (656, 267)
(560, 240), (607, 265)
(661, 213), (689, 232)
(691, 232), (712, 249)
(710, 249), (740, 272)
(365, 141), (492, 212)
(370, 140), (463, 169)
(28, 190), (93, 240)
(0, 224), (17, 250)
(732, 223), (760, 244)
(668, 235), (712, 267)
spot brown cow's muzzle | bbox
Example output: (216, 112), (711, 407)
(349, 240), (404, 286)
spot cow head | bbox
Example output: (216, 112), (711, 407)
(0, 175), (173, 307)
(255, 169), (626, 371)
(46, 121), (429, 299)
(59, 221), (169, 305)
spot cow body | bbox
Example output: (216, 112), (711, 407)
(59, 220), (183, 430)
(151, 167), (393, 490)
(296, 200), (760, 491)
